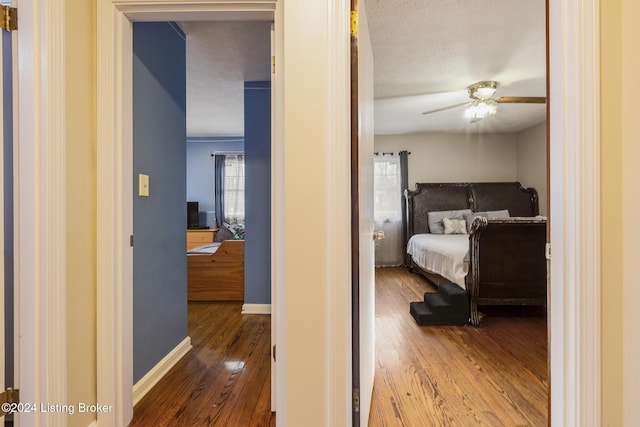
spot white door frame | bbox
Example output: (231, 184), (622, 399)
(548, 0), (601, 425)
(14, 1), (68, 426)
(97, 0), (602, 426)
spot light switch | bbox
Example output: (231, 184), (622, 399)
(139, 174), (149, 197)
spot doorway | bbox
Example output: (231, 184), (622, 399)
(367, 0), (550, 423)
(96, 3), (280, 425)
(129, 19), (273, 419)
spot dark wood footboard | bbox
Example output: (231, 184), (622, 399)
(468, 217), (547, 326)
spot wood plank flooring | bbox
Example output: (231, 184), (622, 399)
(130, 267), (547, 426)
(130, 302), (275, 426)
(369, 267), (548, 427)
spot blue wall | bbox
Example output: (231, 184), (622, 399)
(132, 22), (188, 382)
(186, 137), (244, 228)
(3, 28), (13, 387)
(244, 81), (271, 304)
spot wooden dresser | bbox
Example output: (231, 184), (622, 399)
(186, 228), (219, 251)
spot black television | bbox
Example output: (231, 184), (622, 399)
(187, 201), (205, 229)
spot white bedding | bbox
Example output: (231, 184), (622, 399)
(187, 242), (221, 255)
(406, 234), (469, 289)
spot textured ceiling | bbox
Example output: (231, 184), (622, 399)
(182, 0), (546, 136)
(180, 21), (271, 137)
(366, 0), (547, 133)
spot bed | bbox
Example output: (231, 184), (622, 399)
(404, 182), (547, 326)
(187, 239), (244, 301)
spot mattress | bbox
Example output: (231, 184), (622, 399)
(187, 242), (221, 255)
(406, 234), (469, 289)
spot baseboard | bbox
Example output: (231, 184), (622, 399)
(241, 303), (271, 314)
(133, 336), (192, 406)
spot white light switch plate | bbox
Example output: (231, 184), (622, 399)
(139, 174), (149, 197)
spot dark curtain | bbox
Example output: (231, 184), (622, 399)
(399, 150), (409, 266)
(214, 154), (226, 228)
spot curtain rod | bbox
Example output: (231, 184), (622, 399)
(373, 151), (411, 156)
(211, 151), (244, 157)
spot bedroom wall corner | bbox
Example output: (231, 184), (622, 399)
(516, 122), (548, 215)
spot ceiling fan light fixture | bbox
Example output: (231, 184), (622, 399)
(476, 86), (496, 99)
(465, 99), (497, 122)
(467, 80), (498, 100)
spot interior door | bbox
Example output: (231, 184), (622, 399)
(1, 12), (16, 421)
(270, 23), (276, 414)
(0, 24), (6, 422)
(351, 1), (375, 426)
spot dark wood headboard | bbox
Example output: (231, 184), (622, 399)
(404, 182), (539, 238)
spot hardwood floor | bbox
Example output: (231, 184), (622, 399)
(130, 268), (547, 426)
(130, 302), (275, 426)
(369, 267), (549, 427)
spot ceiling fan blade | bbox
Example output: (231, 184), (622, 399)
(422, 102), (471, 115)
(495, 96), (546, 104)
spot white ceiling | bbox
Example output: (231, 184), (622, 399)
(182, 0), (546, 136)
(366, 0), (547, 134)
(180, 21), (271, 137)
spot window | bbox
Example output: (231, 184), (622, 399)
(373, 153), (404, 266)
(374, 154), (401, 223)
(223, 154), (245, 223)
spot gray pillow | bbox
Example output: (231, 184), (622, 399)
(485, 209), (510, 218)
(464, 209), (510, 232)
(463, 212), (487, 232)
(214, 224), (235, 242)
(427, 209), (472, 234)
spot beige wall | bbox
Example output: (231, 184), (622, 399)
(517, 122), (547, 215)
(601, 0), (624, 425)
(618, 0), (640, 424)
(375, 128), (548, 216)
(620, 1), (640, 423)
(65, 1), (97, 426)
(601, 0), (640, 424)
(375, 132), (520, 188)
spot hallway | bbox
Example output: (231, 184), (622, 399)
(130, 302), (274, 426)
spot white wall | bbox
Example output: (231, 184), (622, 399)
(374, 132), (519, 189)
(375, 126), (548, 215)
(281, 0), (353, 424)
(517, 122), (548, 215)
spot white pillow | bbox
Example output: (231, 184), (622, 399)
(427, 209), (472, 234)
(443, 217), (468, 235)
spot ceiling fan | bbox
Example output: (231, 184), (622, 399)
(421, 80), (546, 122)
